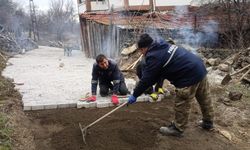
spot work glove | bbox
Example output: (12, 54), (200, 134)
(80, 95), (96, 102)
(158, 88), (164, 94)
(111, 95), (119, 105)
(127, 95), (136, 104)
(150, 92), (158, 101)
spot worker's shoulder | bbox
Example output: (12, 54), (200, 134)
(108, 59), (118, 66)
(93, 62), (98, 67)
(92, 62), (99, 70)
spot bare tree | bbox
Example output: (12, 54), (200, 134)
(0, 0), (16, 28)
(47, 0), (75, 41)
(0, 0), (30, 37)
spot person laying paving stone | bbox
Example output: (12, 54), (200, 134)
(128, 33), (214, 137)
(83, 54), (130, 105)
(136, 56), (165, 101)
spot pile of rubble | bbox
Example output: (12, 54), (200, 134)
(0, 32), (21, 53)
(120, 41), (250, 86)
(49, 41), (63, 48)
(119, 37), (176, 73)
(198, 48), (233, 60)
(119, 48), (141, 79)
(17, 38), (38, 51)
(202, 47), (250, 85)
(0, 31), (38, 53)
(233, 48), (250, 69)
(119, 43), (141, 77)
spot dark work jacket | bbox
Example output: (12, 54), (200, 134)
(133, 39), (207, 98)
(91, 60), (125, 95)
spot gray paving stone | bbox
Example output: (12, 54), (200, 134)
(68, 102), (77, 108)
(96, 101), (110, 108)
(44, 104), (58, 109)
(158, 94), (164, 101)
(109, 103), (115, 107)
(119, 98), (127, 103)
(31, 104), (44, 110)
(77, 101), (96, 108)
(137, 95), (149, 102)
(58, 103), (69, 108)
(23, 105), (32, 111)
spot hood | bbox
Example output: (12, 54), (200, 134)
(148, 38), (170, 52)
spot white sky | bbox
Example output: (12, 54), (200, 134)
(13, 0), (78, 12)
(157, 0), (192, 5)
(13, 0), (192, 12)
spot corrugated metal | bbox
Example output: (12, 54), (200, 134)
(80, 17), (125, 58)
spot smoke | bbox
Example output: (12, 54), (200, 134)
(101, 4), (115, 58)
(144, 27), (161, 41)
(173, 6), (219, 50)
(175, 5), (188, 17)
(102, 25), (113, 58)
(177, 20), (219, 49)
(201, 20), (219, 47)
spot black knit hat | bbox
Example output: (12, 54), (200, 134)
(137, 33), (153, 48)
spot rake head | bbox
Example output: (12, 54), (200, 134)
(79, 123), (88, 144)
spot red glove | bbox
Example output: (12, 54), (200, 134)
(111, 95), (119, 105)
(80, 95), (96, 102)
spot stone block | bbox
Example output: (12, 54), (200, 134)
(77, 101), (96, 108)
(23, 104), (32, 111)
(97, 101), (110, 108)
(58, 103), (69, 108)
(44, 104), (58, 109)
(68, 102), (77, 108)
(137, 95), (149, 102)
(31, 104), (44, 110)
(109, 103), (115, 107)
(119, 98), (128, 103)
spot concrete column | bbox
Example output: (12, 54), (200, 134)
(149, 0), (156, 11)
(124, 0), (129, 10)
(86, 0), (91, 12)
(149, 0), (154, 10)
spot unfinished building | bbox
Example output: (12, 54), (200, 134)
(77, 0), (216, 58)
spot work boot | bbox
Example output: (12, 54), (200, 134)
(160, 122), (183, 137)
(198, 120), (214, 130)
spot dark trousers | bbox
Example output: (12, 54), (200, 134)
(99, 81), (129, 97)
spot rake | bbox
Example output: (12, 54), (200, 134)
(79, 102), (128, 144)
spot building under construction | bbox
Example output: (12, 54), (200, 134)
(77, 0), (217, 58)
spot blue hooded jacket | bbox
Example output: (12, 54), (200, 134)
(133, 39), (207, 98)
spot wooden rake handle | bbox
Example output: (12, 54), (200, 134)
(231, 64), (250, 76)
(83, 102), (128, 130)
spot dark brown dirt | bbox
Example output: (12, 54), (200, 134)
(0, 52), (35, 150)
(1, 51), (249, 150)
(24, 97), (247, 150)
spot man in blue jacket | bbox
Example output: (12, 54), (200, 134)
(136, 56), (165, 100)
(86, 54), (129, 105)
(128, 34), (214, 137)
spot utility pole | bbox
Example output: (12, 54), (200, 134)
(29, 0), (39, 41)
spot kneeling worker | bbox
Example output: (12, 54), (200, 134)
(85, 54), (130, 105)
